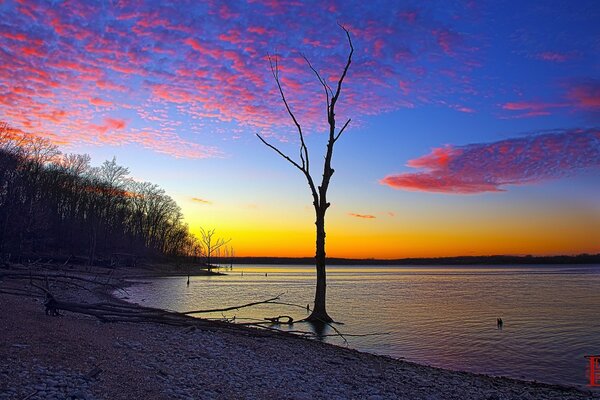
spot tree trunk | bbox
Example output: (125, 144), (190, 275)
(307, 207), (333, 322)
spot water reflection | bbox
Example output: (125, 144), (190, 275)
(117, 264), (600, 388)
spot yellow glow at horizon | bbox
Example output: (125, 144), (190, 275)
(178, 194), (600, 259)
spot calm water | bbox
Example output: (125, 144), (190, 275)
(116, 264), (600, 388)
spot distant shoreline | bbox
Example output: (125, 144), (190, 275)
(221, 254), (600, 266)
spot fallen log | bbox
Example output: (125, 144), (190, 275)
(181, 294), (283, 315)
(264, 315), (294, 324)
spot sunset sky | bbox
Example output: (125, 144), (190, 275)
(1, 0), (599, 258)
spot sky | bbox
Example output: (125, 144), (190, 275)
(1, 0), (599, 258)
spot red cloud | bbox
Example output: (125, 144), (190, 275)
(381, 128), (600, 194)
(348, 213), (376, 219)
(503, 81), (599, 118)
(96, 80), (127, 92)
(502, 101), (563, 111)
(104, 118), (126, 130)
(568, 81), (600, 109)
(184, 37), (206, 53)
(501, 101), (568, 118)
(89, 97), (112, 107)
(407, 146), (461, 169)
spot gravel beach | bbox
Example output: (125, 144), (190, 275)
(1, 275), (598, 400)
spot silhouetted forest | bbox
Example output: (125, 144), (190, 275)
(0, 122), (202, 264)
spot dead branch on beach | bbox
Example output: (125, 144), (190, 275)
(0, 270), (127, 295)
(1, 268), (388, 344)
(181, 294), (284, 315)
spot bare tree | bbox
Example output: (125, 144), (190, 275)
(199, 227), (231, 268)
(257, 25), (353, 323)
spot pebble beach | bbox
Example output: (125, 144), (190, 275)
(1, 273), (598, 400)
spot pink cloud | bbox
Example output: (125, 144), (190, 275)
(432, 28), (462, 56)
(535, 52), (571, 62)
(381, 128), (600, 194)
(0, 1), (507, 158)
(348, 213), (376, 219)
(503, 81), (599, 118)
(502, 101), (563, 111)
(89, 97), (112, 107)
(568, 81), (600, 109)
(104, 118), (126, 130)
(501, 100), (568, 118)
(96, 80), (127, 92)
(456, 106), (475, 113)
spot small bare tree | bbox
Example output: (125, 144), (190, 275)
(257, 25), (353, 323)
(199, 227), (231, 268)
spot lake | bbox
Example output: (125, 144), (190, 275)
(115, 264), (600, 388)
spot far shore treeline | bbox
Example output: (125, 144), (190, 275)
(224, 254), (600, 266)
(0, 122), (202, 265)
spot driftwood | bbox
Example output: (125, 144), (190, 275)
(0, 271), (126, 295)
(181, 294), (284, 315)
(264, 315), (294, 324)
(1, 266), (384, 344)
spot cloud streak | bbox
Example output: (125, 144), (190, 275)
(380, 128), (600, 194)
(348, 213), (376, 219)
(191, 197), (212, 204)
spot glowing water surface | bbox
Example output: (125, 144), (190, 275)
(116, 264), (600, 388)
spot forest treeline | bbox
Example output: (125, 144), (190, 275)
(0, 122), (203, 264)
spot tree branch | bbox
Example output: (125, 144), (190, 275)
(256, 133), (304, 173)
(256, 134), (320, 205)
(334, 118), (351, 142)
(331, 23), (354, 110)
(302, 54), (333, 115)
(182, 294), (283, 315)
(268, 54), (309, 171)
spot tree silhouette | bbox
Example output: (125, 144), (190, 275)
(0, 122), (205, 263)
(257, 25), (354, 323)
(199, 227), (231, 268)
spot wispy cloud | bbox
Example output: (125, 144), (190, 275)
(191, 197), (212, 204)
(348, 213), (376, 219)
(501, 80), (600, 119)
(534, 51), (573, 63)
(380, 128), (600, 194)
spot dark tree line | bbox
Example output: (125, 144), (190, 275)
(0, 122), (202, 264)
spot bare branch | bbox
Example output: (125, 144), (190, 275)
(257, 134), (320, 204)
(331, 23), (354, 109)
(183, 294), (283, 315)
(268, 54), (309, 171)
(256, 133), (304, 172)
(334, 118), (351, 142)
(302, 53), (333, 111)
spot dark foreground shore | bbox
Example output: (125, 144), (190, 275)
(1, 273), (598, 400)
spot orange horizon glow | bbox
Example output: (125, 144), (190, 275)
(184, 200), (600, 259)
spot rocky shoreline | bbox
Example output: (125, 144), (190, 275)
(1, 270), (598, 400)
